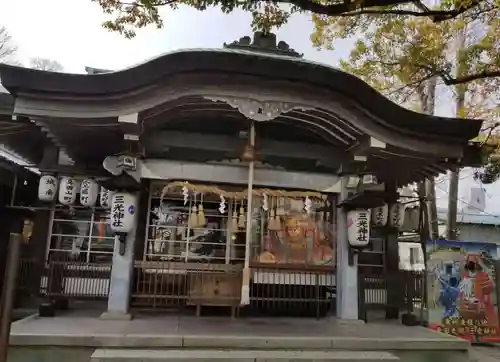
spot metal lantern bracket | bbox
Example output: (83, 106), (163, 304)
(117, 232), (127, 256)
(337, 190), (389, 211)
(348, 246), (357, 266)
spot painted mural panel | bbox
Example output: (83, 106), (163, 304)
(254, 198), (335, 266)
(426, 239), (500, 342)
(255, 211), (335, 265)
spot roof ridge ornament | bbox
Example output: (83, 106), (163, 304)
(224, 31), (303, 58)
(203, 95), (313, 122)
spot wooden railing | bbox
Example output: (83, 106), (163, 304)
(358, 271), (425, 322)
(131, 261), (335, 318)
(16, 251), (112, 302)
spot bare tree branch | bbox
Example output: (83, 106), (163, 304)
(30, 58), (64, 72)
(0, 26), (17, 63)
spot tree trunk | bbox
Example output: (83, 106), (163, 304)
(417, 77), (439, 240)
(447, 24), (467, 241)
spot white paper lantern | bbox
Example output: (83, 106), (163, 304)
(99, 187), (114, 209)
(80, 179), (99, 207)
(389, 202), (406, 229)
(38, 175), (57, 202)
(58, 177), (77, 205)
(347, 209), (371, 248)
(110, 192), (138, 233)
(371, 204), (388, 226)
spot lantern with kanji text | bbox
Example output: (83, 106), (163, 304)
(347, 209), (371, 248)
(110, 192), (137, 234)
(371, 204), (388, 227)
(389, 202), (406, 229)
(100, 187), (114, 209)
(80, 179), (99, 207)
(58, 177), (77, 205)
(38, 175), (57, 202)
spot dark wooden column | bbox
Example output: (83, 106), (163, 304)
(134, 179), (150, 260)
(0, 196), (25, 294)
(27, 208), (52, 296)
(383, 181), (401, 319)
(29, 142), (59, 299)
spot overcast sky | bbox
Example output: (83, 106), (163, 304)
(0, 0), (498, 215)
(0, 0), (353, 72)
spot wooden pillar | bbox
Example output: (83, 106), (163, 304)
(101, 191), (140, 320)
(0, 234), (22, 362)
(384, 181), (401, 319)
(30, 142), (59, 300)
(0, 203), (24, 297)
(29, 208), (51, 299)
(336, 177), (359, 320)
(133, 180), (150, 260)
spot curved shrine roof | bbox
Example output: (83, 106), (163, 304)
(0, 47), (482, 142)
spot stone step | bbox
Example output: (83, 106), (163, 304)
(90, 349), (400, 362)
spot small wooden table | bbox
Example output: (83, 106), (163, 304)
(187, 268), (242, 318)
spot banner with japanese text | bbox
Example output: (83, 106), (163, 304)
(426, 239), (500, 343)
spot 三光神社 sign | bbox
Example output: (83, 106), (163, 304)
(110, 192), (137, 233)
(347, 209), (371, 247)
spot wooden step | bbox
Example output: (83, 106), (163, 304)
(90, 349), (400, 362)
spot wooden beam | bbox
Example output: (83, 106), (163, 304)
(144, 131), (345, 167)
(118, 113), (142, 155)
(141, 159), (341, 193)
(347, 135), (386, 158)
(37, 164), (108, 177)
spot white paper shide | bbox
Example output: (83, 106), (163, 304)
(38, 175), (57, 202)
(80, 179), (99, 207)
(110, 192), (138, 233)
(347, 209), (371, 247)
(58, 177), (77, 205)
(371, 204), (388, 226)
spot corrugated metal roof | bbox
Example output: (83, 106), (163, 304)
(437, 208), (500, 226)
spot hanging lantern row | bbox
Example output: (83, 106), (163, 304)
(347, 202), (406, 247)
(38, 175), (114, 208)
(370, 202), (406, 229)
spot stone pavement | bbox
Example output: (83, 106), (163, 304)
(470, 345), (500, 362)
(10, 309), (461, 340)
